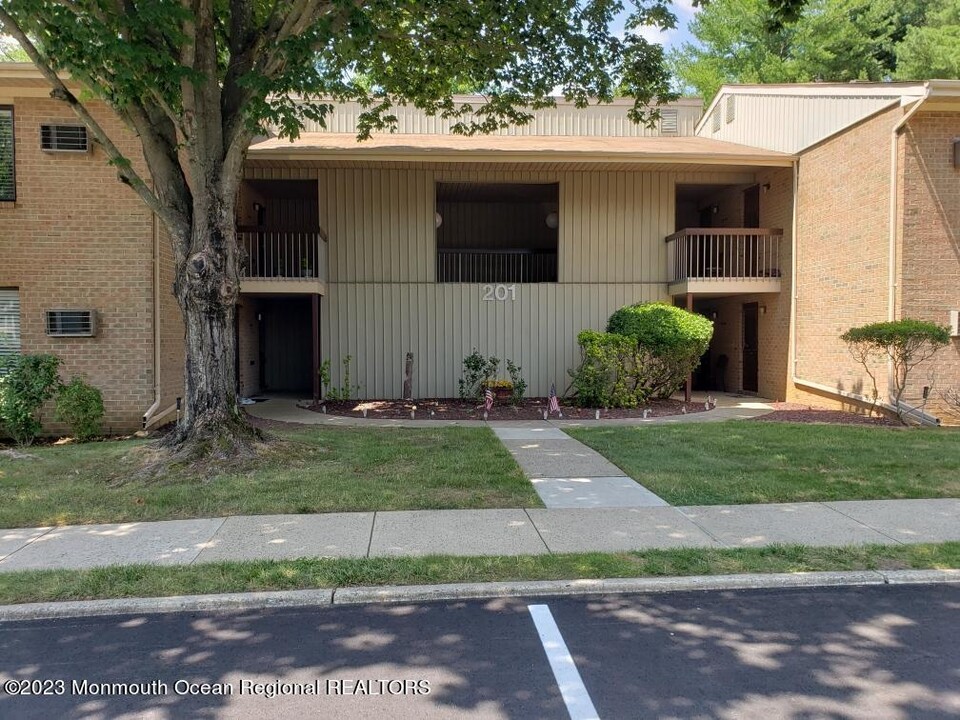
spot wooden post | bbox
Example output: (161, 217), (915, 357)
(311, 294), (320, 404)
(402, 352), (414, 399)
(685, 292), (693, 403)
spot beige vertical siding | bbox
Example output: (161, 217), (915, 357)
(244, 164), (761, 398)
(299, 99), (703, 137)
(704, 93), (902, 153)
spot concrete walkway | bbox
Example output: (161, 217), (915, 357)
(1, 499), (957, 572)
(490, 424), (669, 508)
(245, 392), (775, 428)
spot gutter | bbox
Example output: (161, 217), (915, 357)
(789, 85), (940, 426)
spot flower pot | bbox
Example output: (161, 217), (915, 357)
(493, 387), (512, 402)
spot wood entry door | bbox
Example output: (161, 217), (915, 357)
(742, 302), (759, 393)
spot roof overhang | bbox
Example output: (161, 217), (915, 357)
(247, 133), (795, 168)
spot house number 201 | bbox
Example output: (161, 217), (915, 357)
(482, 284), (517, 301)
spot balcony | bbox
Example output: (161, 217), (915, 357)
(238, 228), (328, 295)
(437, 248), (558, 283)
(665, 228), (783, 296)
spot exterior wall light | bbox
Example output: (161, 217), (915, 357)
(435, 211), (442, 229)
(545, 212), (559, 229)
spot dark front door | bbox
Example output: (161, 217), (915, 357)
(261, 297), (313, 392)
(742, 302), (759, 393)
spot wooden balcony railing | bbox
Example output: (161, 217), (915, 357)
(665, 228), (782, 283)
(437, 248), (558, 283)
(238, 229), (327, 281)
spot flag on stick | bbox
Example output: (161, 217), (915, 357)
(548, 383), (560, 414)
(484, 386), (494, 411)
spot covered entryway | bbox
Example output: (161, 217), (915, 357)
(237, 294), (320, 399)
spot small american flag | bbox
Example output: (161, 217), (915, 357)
(484, 386), (494, 411)
(548, 383), (560, 414)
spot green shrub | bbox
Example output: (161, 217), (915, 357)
(607, 302), (713, 399)
(841, 319), (951, 422)
(458, 349), (500, 401)
(325, 356), (361, 401)
(569, 330), (646, 408)
(506, 360), (527, 405)
(0, 354), (62, 446)
(55, 377), (105, 441)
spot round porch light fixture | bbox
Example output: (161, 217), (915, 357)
(545, 212), (559, 229)
(435, 212), (443, 229)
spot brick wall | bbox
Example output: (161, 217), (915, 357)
(900, 110), (960, 423)
(0, 97), (157, 433)
(789, 106), (900, 409)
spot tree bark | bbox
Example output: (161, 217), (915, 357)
(161, 185), (261, 455)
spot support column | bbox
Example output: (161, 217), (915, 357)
(685, 292), (694, 403)
(311, 294), (320, 404)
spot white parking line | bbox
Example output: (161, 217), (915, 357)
(528, 604), (600, 720)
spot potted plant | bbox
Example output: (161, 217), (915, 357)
(301, 258), (314, 277)
(481, 379), (514, 403)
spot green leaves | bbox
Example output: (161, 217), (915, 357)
(840, 319), (951, 351)
(0, 353), (61, 446)
(670, 0), (950, 103)
(571, 303), (715, 407)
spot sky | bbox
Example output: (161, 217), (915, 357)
(611, 0), (700, 51)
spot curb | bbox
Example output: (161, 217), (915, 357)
(1, 569), (957, 622)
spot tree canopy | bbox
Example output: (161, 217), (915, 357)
(0, 0), (685, 460)
(670, 0), (950, 102)
(895, 1), (960, 80)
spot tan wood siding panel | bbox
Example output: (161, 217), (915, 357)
(298, 100), (703, 137)
(708, 94), (899, 153)
(321, 283), (665, 398)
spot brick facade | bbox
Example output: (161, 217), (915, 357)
(900, 111), (960, 420)
(0, 97), (167, 433)
(789, 106), (901, 411)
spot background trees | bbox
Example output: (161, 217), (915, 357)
(670, 0), (955, 102)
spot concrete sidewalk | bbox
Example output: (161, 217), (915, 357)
(1, 499), (957, 572)
(491, 424), (670, 508)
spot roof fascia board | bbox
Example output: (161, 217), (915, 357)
(246, 149), (795, 167)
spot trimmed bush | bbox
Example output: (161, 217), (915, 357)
(0, 354), (62, 446)
(607, 302), (714, 399)
(841, 319), (951, 422)
(56, 377), (105, 441)
(569, 330), (647, 408)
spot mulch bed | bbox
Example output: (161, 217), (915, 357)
(301, 397), (712, 421)
(752, 402), (898, 426)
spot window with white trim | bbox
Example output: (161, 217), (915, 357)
(0, 289), (21, 358)
(0, 107), (14, 201)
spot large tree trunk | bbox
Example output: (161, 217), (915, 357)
(161, 185), (262, 456)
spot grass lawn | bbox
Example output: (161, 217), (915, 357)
(0, 542), (956, 605)
(567, 421), (960, 505)
(0, 425), (539, 528)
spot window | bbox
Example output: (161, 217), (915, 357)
(0, 107), (14, 201)
(659, 109), (678, 135)
(45, 309), (97, 337)
(0, 289), (20, 358)
(436, 183), (559, 283)
(40, 124), (89, 152)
